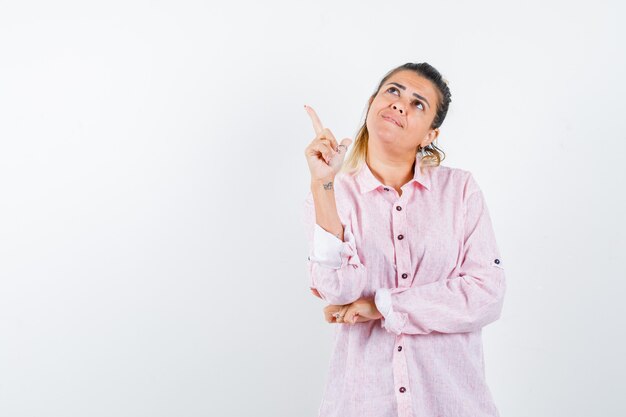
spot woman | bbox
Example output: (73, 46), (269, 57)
(302, 62), (506, 417)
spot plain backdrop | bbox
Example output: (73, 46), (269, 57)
(1, 1), (625, 416)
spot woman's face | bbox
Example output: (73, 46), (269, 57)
(366, 70), (440, 156)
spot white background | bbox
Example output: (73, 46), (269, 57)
(1, 1), (624, 416)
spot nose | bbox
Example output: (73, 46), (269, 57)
(392, 102), (404, 114)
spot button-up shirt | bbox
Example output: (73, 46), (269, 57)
(302, 154), (506, 417)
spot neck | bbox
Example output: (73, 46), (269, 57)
(366, 142), (417, 191)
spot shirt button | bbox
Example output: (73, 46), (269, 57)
(399, 387), (406, 393)
(398, 234), (404, 240)
(494, 258), (500, 264)
(397, 346), (402, 352)
(396, 206), (402, 211)
(401, 273), (408, 279)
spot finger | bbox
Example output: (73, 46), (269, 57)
(323, 309), (334, 323)
(322, 128), (338, 152)
(344, 306), (358, 324)
(308, 144), (333, 165)
(309, 142), (335, 164)
(337, 138), (353, 154)
(328, 138), (353, 169)
(331, 309), (341, 322)
(317, 138), (338, 157)
(324, 305), (342, 323)
(318, 140), (337, 156)
(336, 305), (350, 323)
(310, 138), (334, 150)
(304, 105), (324, 136)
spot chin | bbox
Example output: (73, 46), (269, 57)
(370, 126), (399, 144)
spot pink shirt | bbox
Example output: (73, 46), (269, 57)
(302, 154), (506, 417)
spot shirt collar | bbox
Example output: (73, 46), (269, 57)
(355, 153), (431, 194)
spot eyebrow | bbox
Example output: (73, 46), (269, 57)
(385, 82), (431, 109)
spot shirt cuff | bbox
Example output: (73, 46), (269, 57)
(308, 223), (344, 269)
(374, 288), (392, 316)
(375, 287), (407, 336)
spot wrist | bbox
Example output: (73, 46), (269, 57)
(311, 177), (336, 189)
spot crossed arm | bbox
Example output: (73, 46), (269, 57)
(304, 177), (506, 336)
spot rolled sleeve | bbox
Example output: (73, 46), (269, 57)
(375, 287), (408, 335)
(302, 192), (367, 305)
(309, 224), (348, 269)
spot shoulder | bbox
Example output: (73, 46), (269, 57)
(428, 163), (479, 198)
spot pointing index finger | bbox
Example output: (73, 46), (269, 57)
(304, 105), (324, 136)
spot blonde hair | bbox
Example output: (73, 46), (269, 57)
(340, 62), (451, 176)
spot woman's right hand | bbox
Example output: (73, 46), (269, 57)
(323, 303), (370, 324)
(303, 105), (352, 182)
(322, 304), (346, 323)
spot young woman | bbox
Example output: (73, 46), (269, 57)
(303, 62), (506, 417)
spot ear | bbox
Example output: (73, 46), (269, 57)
(420, 128), (440, 148)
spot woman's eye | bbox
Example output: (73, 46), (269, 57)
(386, 87), (424, 111)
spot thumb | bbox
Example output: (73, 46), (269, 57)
(336, 138), (352, 157)
(330, 138), (352, 169)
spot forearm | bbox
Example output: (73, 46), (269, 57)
(304, 181), (367, 305)
(310, 178), (344, 241)
(374, 274), (505, 335)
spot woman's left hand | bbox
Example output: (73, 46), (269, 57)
(325, 296), (383, 324)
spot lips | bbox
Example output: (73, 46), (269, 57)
(382, 114), (402, 128)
